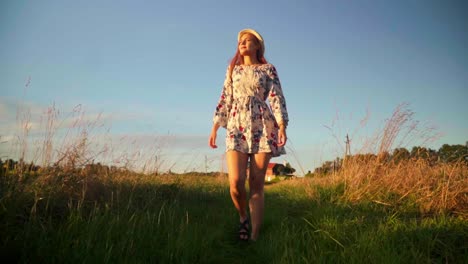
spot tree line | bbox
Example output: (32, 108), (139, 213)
(307, 143), (468, 177)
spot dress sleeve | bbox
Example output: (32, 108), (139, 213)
(267, 65), (289, 127)
(213, 66), (233, 128)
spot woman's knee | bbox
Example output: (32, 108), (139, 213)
(249, 164), (266, 181)
(249, 175), (265, 194)
(230, 179), (246, 195)
(249, 185), (264, 199)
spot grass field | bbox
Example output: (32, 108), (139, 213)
(1, 103), (466, 263)
(1, 171), (466, 264)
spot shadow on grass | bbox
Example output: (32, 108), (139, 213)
(1, 175), (466, 263)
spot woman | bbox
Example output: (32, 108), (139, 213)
(209, 28), (289, 241)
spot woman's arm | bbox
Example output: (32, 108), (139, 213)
(266, 65), (289, 146)
(210, 66), (233, 148)
(212, 66), (234, 128)
(266, 65), (289, 128)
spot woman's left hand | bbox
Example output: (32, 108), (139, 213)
(278, 127), (287, 147)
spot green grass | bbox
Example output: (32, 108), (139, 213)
(1, 174), (466, 263)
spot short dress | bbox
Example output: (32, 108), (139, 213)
(213, 63), (289, 157)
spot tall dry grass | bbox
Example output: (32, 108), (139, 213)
(339, 157), (467, 215)
(4, 99), (175, 176)
(4, 97), (466, 217)
(316, 103), (467, 216)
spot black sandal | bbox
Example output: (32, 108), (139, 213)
(239, 218), (250, 241)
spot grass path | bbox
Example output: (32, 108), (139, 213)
(1, 175), (467, 263)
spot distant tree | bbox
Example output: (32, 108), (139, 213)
(5, 159), (16, 171)
(438, 144), (468, 163)
(274, 163), (296, 176)
(409, 146), (438, 164)
(351, 153), (377, 162)
(314, 159), (340, 175)
(392, 147), (410, 163)
(284, 162), (296, 175)
(377, 151), (391, 163)
(0, 159), (4, 176)
(272, 164), (285, 175)
(313, 163), (326, 175)
(411, 146), (426, 159)
(26, 161), (40, 172)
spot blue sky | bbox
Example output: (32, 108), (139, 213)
(1, 0), (467, 174)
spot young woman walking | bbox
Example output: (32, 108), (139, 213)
(209, 28), (289, 241)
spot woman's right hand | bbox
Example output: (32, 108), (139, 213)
(209, 124), (220, 148)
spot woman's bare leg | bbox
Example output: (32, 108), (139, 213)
(248, 152), (271, 241)
(226, 150), (249, 222)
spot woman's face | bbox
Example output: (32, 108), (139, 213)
(238, 33), (259, 56)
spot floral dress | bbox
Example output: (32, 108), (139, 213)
(213, 63), (289, 157)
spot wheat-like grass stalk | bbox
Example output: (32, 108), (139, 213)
(315, 103), (466, 215)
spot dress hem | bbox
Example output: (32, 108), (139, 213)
(224, 147), (286, 158)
